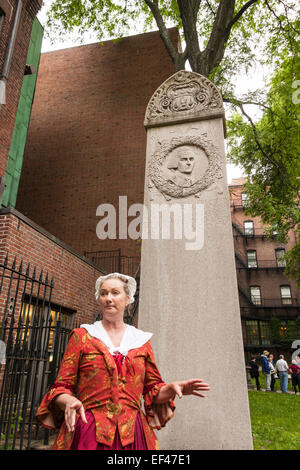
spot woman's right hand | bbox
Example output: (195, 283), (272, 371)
(54, 394), (87, 432)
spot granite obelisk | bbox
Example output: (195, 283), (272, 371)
(138, 71), (253, 450)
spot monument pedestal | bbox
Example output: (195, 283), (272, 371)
(138, 71), (253, 450)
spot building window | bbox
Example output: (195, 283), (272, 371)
(250, 286), (262, 305)
(241, 192), (249, 208)
(245, 321), (260, 345)
(275, 248), (286, 267)
(280, 320), (300, 340)
(259, 321), (271, 345)
(247, 250), (257, 268)
(244, 220), (254, 236)
(280, 285), (292, 305)
(245, 320), (271, 346)
(20, 295), (76, 360)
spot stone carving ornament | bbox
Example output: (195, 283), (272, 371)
(148, 134), (223, 200)
(144, 70), (225, 128)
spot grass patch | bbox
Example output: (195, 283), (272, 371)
(248, 390), (300, 450)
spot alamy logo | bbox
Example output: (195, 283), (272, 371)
(96, 196), (205, 251)
(292, 80), (300, 104)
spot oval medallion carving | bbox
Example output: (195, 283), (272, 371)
(148, 134), (223, 199)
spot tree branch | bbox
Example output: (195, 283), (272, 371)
(223, 96), (272, 111)
(199, 0), (236, 76)
(233, 101), (283, 173)
(264, 0), (297, 47)
(226, 0), (259, 31)
(205, 0), (216, 16)
(177, 0), (202, 71)
(143, 0), (187, 70)
(231, 102), (300, 197)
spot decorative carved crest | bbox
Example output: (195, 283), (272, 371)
(144, 71), (225, 128)
(147, 134), (223, 200)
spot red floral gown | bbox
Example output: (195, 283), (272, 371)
(36, 327), (175, 450)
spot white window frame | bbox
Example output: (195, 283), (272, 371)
(244, 220), (254, 236)
(250, 286), (262, 305)
(280, 285), (292, 305)
(241, 192), (250, 208)
(247, 250), (257, 268)
(275, 248), (286, 267)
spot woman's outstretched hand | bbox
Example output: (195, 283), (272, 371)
(170, 378), (210, 399)
(153, 378), (210, 404)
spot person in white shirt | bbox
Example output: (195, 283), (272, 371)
(275, 355), (289, 393)
(268, 354), (276, 391)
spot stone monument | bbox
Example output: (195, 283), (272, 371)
(138, 71), (253, 450)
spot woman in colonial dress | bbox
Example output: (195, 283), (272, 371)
(36, 273), (210, 450)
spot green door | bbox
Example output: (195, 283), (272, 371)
(2, 18), (44, 208)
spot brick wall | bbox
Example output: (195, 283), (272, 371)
(0, 0), (42, 179)
(0, 207), (105, 326)
(16, 28), (178, 259)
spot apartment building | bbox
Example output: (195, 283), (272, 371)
(230, 178), (300, 361)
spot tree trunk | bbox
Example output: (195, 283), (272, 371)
(146, 0), (259, 78)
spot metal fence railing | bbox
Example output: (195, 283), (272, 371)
(0, 253), (77, 450)
(84, 249), (140, 278)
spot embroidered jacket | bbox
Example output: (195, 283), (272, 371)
(36, 328), (175, 450)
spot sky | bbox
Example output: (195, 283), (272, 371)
(36, 3), (268, 185)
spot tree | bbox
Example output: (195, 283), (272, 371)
(46, 1), (298, 86)
(227, 53), (300, 285)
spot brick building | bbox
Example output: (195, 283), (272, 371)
(230, 178), (300, 361)
(0, 0), (107, 330)
(0, 0), (43, 192)
(16, 28), (179, 262)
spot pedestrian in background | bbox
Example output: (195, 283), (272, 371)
(249, 356), (261, 391)
(261, 350), (271, 392)
(268, 354), (276, 392)
(275, 355), (289, 394)
(288, 360), (300, 395)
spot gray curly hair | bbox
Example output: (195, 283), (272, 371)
(95, 273), (137, 304)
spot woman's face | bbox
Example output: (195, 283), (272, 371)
(99, 278), (130, 320)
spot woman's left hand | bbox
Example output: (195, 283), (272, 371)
(153, 378), (210, 404)
(169, 378), (210, 399)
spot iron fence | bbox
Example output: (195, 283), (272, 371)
(84, 249), (140, 277)
(0, 253), (77, 450)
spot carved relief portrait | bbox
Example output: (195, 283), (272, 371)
(148, 135), (223, 200)
(163, 145), (208, 189)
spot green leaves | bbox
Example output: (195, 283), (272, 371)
(227, 51), (300, 285)
(45, 1), (299, 87)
